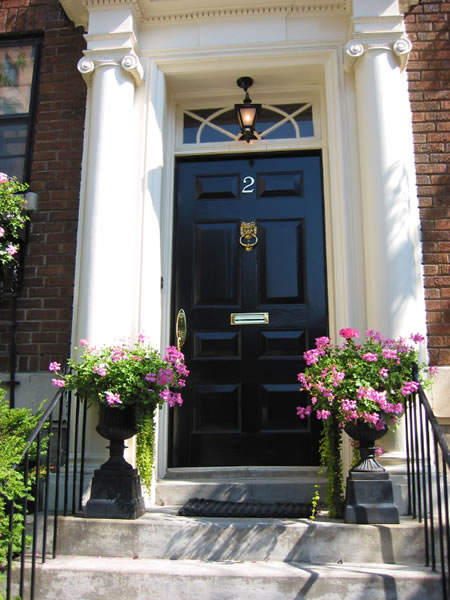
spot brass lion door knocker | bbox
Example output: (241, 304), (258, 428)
(240, 222), (258, 252)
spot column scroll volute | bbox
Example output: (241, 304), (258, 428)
(344, 36), (412, 73)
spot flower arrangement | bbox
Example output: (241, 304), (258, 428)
(297, 328), (432, 430)
(0, 172), (29, 266)
(297, 328), (433, 517)
(49, 336), (189, 410)
(49, 336), (189, 492)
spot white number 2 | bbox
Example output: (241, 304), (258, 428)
(242, 176), (255, 194)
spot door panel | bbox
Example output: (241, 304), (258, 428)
(171, 152), (327, 467)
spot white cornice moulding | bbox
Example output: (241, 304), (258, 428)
(60, 0), (350, 29)
(60, 0), (420, 31)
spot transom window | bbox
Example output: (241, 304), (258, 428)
(183, 103), (314, 145)
(0, 40), (40, 180)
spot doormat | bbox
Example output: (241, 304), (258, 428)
(178, 498), (312, 518)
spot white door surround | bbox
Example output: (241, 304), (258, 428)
(69, 1), (426, 484)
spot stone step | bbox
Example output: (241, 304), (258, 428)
(17, 557), (443, 600)
(155, 467), (322, 506)
(53, 511), (427, 565)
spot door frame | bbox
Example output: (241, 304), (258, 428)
(150, 47), (363, 480)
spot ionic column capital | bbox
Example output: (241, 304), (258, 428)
(344, 36), (412, 73)
(77, 51), (144, 86)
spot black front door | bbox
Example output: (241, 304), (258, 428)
(170, 152), (327, 467)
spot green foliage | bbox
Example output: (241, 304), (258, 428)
(0, 174), (29, 266)
(0, 392), (42, 573)
(135, 407), (155, 493)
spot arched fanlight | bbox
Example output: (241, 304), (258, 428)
(234, 77), (261, 143)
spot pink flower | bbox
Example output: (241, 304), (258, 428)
(304, 348), (320, 365)
(410, 333), (425, 344)
(157, 367), (174, 386)
(49, 361), (61, 372)
(375, 447), (383, 456)
(362, 352), (378, 362)
(0, 227), (4, 238)
(0, 173), (8, 184)
(93, 365), (107, 377)
(52, 379), (65, 388)
(296, 405), (312, 419)
(401, 381), (420, 396)
(382, 348), (398, 360)
(159, 389), (183, 407)
(316, 409), (331, 420)
(315, 336), (330, 348)
(105, 391), (122, 405)
(379, 367), (389, 378)
(339, 328), (360, 339)
(6, 244), (18, 256)
(79, 338), (89, 346)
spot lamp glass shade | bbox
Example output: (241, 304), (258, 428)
(235, 103), (261, 131)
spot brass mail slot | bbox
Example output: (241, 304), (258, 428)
(230, 312), (269, 325)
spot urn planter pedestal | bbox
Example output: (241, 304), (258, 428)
(85, 404), (145, 519)
(343, 420), (399, 524)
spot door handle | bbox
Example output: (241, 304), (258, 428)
(176, 309), (187, 352)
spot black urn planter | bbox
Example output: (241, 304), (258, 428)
(344, 420), (389, 472)
(85, 404), (145, 519)
(343, 419), (399, 524)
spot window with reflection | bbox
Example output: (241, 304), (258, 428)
(0, 40), (40, 180)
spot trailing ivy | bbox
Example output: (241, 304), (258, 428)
(135, 407), (155, 494)
(313, 415), (344, 519)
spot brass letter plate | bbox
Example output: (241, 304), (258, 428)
(230, 312), (269, 325)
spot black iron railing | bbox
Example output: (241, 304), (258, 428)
(4, 386), (87, 600)
(405, 367), (450, 600)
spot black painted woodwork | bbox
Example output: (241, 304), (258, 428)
(171, 152), (327, 467)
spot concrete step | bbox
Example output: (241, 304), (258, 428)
(53, 512), (427, 565)
(155, 466), (322, 506)
(17, 557), (443, 600)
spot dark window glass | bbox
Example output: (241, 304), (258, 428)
(0, 41), (40, 180)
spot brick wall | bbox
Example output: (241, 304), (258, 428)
(405, 0), (450, 366)
(0, 0), (86, 373)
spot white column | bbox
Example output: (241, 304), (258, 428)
(347, 38), (426, 342)
(72, 47), (144, 471)
(75, 52), (143, 347)
(346, 31), (426, 470)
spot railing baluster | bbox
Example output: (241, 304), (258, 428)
(72, 394), (81, 514)
(404, 401), (412, 515)
(79, 396), (87, 512)
(6, 499), (14, 600)
(418, 400), (430, 565)
(408, 395), (417, 517)
(425, 418), (435, 569)
(30, 432), (41, 600)
(53, 394), (64, 558)
(41, 411), (53, 564)
(64, 392), (72, 516)
(19, 451), (29, 599)
(412, 392), (423, 522)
